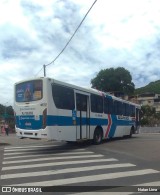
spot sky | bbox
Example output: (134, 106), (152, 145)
(0, 0), (160, 106)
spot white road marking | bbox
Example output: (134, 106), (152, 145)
(4, 145), (57, 150)
(72, 193), (134, 195)
(3, 154), (104, 164)
(134, 180), (160, 186)
(2, 158), (118, 171)
(4, 149), (85, 156)
(9, 169), (159, 186)
(4, 151), (94, 160)
(4, 145), (59, 152)
(1, 163), (135, 179)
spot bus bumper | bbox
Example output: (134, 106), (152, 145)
(15, 128), (48, 139)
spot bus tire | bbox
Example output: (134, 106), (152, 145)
(66, 141), (75, 144)
(93, 128), (103, 145)
(18, 137), (24, 139)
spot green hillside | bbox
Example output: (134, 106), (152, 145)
(135, 80), (160, 94)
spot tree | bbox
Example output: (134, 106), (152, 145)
(0, 104), (14, 117)
(0, 104), (15, 130)
(91, 67), (135, 94)
(140, 105), (160, 126)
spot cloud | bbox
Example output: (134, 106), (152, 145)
(0, 0), (160, 105)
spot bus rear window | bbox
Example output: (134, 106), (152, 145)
(16, 80), (43, 102)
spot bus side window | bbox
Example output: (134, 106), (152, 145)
(91, 94), (103, 113)
(119, 102), (123, 115)
(52, 84), (75, 110)
(104, 97), (113, 114)
(126, 104), (136, 117)
(125, 104), (130, 116)
(131, 105), (135, 117)
(104, 98), (108, 114)
(122, 103), (126, 116)
(122, 103), (126, 115)
(76, 94), (87, 112)
(113, 100), (118, 115)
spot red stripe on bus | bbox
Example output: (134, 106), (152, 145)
(105, 114), (112, 138)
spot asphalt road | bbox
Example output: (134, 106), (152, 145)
(0, 133), (160, 194)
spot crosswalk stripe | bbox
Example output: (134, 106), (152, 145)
(72, 192), (134, 195)
(4, 145), (57, 150)
(135, 181), (160, 186)
(2, 158), (118, 171)
(4, 145), (59, 152)
(2, 145), (159, 191)
(4, 151), (94, 160)
(4, 149), (85, 156)
(1, 163), (136, 180)
(3, 154), (104, 164)
(9, 169), (159, 186)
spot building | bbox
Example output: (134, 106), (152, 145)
(129, 93), (160, 113)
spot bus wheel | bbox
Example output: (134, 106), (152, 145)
(19, 137), (24, 139)
(129, 126), (134, 138)
(66, 141), (74, 144)
(93, 128), (103, 145)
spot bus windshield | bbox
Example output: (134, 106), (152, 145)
(15, 80), (43, 102)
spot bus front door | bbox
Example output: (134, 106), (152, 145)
(76, 93), (89, 140)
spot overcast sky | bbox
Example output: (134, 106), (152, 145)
(0, 0), (160, 106)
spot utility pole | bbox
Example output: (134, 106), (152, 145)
(43, 65), (46, 77)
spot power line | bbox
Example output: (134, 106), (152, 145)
(35, 66), (43, 77)
(35, 0), (98, 77)
(45, 0), (98, 67)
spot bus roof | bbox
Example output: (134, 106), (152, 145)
(15, 77), (141, 108)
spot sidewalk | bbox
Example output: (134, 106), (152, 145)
(0, 133), (49, 147)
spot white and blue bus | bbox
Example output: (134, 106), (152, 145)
(14, 77), (141, 144)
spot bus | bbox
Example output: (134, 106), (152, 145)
(14, 77), (141, 144)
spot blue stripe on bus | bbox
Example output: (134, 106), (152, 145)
(108, 115), (116, 137)
(47, 115), (73, 126)
(108, 115), (134, 137)
(89, 118), (108, 126)
(47, 116), (108, 126)
(16, 115), (134, 131)
(15, 116), (43, 130)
